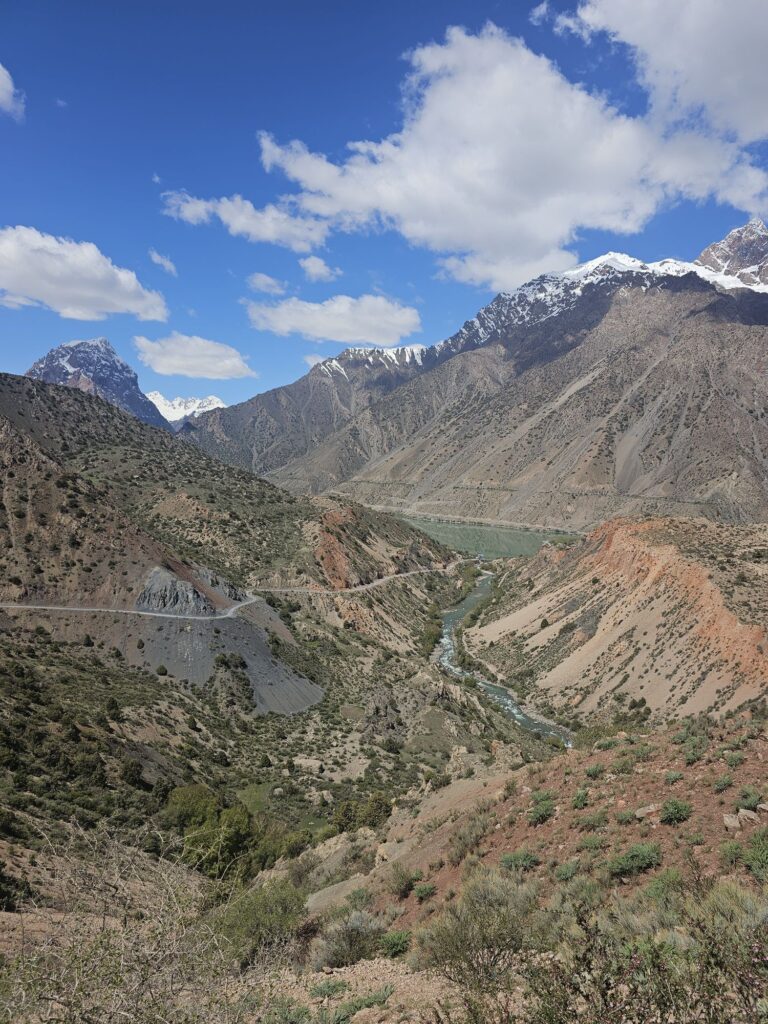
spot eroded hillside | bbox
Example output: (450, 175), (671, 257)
(463, 516), (768, 725)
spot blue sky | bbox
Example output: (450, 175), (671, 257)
(1, 0), (767, 405)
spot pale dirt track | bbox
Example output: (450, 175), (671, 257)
(0, 561), (469, 622)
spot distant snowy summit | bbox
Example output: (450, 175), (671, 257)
(147, 391), (226, 425)
(26, 338), (169, 430)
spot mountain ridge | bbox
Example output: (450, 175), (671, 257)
(182, 220), (768, 530)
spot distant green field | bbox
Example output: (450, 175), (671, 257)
(402, 516), (579, 558)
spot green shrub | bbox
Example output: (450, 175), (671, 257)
(578, 834), (607, 852)
(735, 786), (762, 812)
(416, 872), (541, 1009)
(572, 788), (589, 809)
(615, 810), (635, 826)
(500, 850), (541, 873)
(414, 881), (438, 903)
(578, 810), (608, 832)
(163, 784), (219, 830)
(608, 842), (662, 877)
(214, 878), (305, 966)
(309, 979), (349, 999)
(448, 810), (493, 864)
(644, 867), (685, 907)
(386, 863), (423, 899)
(553, 860), (579, 882)
(713, 773), (733, 793)
(720, 840), (744, 868)
(745, 827), (768, 882)
(660, 799), (693, 825)
(527, 791), (556, 826)
(584, 764), (605, 780)
(665, 771), (684, 786)
(344, 887), (372, 911)
(310, 910), (385, 969)
(380, 929), (411, 958)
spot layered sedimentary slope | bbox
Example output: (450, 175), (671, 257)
(464, 517), (768, 721)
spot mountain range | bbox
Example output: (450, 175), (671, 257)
(23, 220), (768, 532)
(179, 219), (768, 530)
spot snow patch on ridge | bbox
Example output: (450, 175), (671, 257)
(147, 391), (226, 422)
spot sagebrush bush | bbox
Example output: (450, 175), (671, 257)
(448, 809), (493, 865)
(386, 862), (423, 899)
(310, 910), (385, 970)
(659, 799), (693, 825)
(527, 791), (556, 826)
(213, 878), (306, 966)
(380, 929), (411, 958)
(608, 843), (662, 878)
(501, 850), (540, 874)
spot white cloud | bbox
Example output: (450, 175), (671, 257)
(0, 225), (168, 321)
(256, 24), (768, 290)
(134, 332), (256, 379)
(299, 255), (342, 282)
(568, 1), (768, 145)
(529, 2), (550, 26)
(148, 248), (177, 276)
(246, 294), (421, 346)
(0, 62), (25, 121)
(162, 190), (328, 253)
(55, 97), (67, 109)
(247, 271), (286, 295)
(303, 354), (324, 367)
(152, 172), (161, 184)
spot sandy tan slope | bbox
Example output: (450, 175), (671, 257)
(463, 516), (768, 723)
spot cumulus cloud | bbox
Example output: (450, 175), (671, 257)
(247, 271), (286, 295)
(0, 226), (167, 321)
(134, 332), (256, 379)
(567, 1), (768, 145)
(148, 248), (177, 276)
(256, 24), (768, 289)
(303, 354), (324, 367)
(299, 255), (342, 282)
(0, 62), (24, 121)
(246, 294), (421, 346)
(162, 190), (327, 253)
(529, 2), (550, 26)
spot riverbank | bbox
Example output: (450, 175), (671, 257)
(435, 571), (573, 747)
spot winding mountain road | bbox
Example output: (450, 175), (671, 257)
(0, 562), (468, 623)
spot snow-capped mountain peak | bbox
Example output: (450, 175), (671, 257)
(147, 391), (226, 422)
(27, 338), (169, 429)
(696, 217), (768, 287)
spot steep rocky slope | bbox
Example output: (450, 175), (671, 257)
(27, 338), (170, 429)
(462, 516), (768, 725)
(326, 282), (768, 528)
(185, 221), (768, 530)
(0, 372), (455, 714)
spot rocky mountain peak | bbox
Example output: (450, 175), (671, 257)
(26, 338), (169, 430)
(696, 217), (768, 287)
